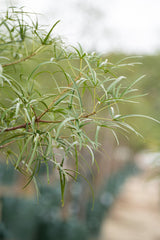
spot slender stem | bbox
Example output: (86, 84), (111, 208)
(37, 73), (82, 120)
(37, 64), (89, 121)
(80, 111), (96, 119)
(0, 140), (16, 149)
(37, 64), (88, 121)
(2, 46), (43, 68)
(0, 111), (97, 133)
(1, 123), (31, 132)
(38, 119), (61, 124)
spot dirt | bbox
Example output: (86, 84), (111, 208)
(99, 175), (160, 240)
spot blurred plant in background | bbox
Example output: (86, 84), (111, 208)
(0, 161), (139, 240)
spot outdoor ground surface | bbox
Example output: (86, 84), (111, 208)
(100, 174), (160, 240)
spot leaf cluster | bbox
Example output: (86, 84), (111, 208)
(0, 7), (159, 204)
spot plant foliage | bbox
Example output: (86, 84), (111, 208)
(0, 7), (159, 203)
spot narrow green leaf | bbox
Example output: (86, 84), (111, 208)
(95, 126), (100, 148)
(59, 168), (66, 207)
(46, 132), (52, 156)
(54, 91), (70, 106)
(114, 114), (160, 124)
(108, 76), (126, 92)
(31, 116), (36, 131)
(43, 20), (60, 44)
(0, 134), (26, 147)
(55, 117), (74, 139)
(120, 75), (145, 97)
(24, 108), (31, 122)
(111, 130), (119, 145)
(67, 74), (83, 113)
(85, 59), (97, 85)
(15, 102), (20, 118)
(87, 145), (95, 165)
(74, 139), (78, 179)
(15, 136), (33, 168)
(27, 133), (39, 169)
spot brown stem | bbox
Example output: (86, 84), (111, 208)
(37, 73), (82, 120)
(38, 119), (61, 124)
(0, 140), (16, 149)
(0, 111), (97, 133)
(80, 111), (96, 119)
(2, 47), (42, 68)
(1, 123), (31, 132)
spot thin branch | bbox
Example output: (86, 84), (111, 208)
(1, 123), (31, 132)
(80, 111), (96, 119)
(2, 46), (43, 68)
(0, 111), (97, 133)
(38, 119), (61, 124)
(37, 73), (82, 120)
(0, 140), (16, 149)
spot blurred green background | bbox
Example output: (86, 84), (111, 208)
(108, 53), (160, 151)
